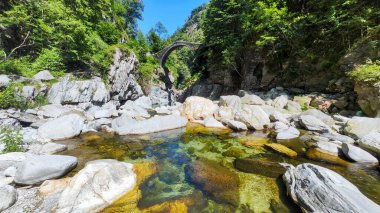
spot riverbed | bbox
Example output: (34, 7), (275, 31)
(58, 123), (380, 212)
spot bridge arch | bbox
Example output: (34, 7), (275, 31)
(155, 40), (201, 67)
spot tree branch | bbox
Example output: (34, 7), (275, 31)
(0, 31), (31, 64)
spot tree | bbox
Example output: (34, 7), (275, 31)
(147, 29), (164, 53)
(154, 21), (168, 39)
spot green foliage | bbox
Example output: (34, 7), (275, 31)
(0, 84), (28, 109)
(32, 48), (65, 76)
(0, 57), (31, 75)
(0, 126), (24, 153)
(349, 60), (380, 84)
(0, 0), (143, 74)
(91, 43), (130, 77)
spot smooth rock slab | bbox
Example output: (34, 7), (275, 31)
(225, 120), (248, 131)
(0, 152), (35, 170)
(341, 143), (378, 164)
(344, 116), (380, 139)
(235, 105), (270, 130)
(181, 96), (218, 120)
(112, 114), (187, 135)
(358, 133), (380, 156)
(38, 114), (85, 140)
(299, 115), (331, 132)
(56, 159), (136, 213)
(203, 117), (226, 128)
(283, 163), (380, 213)
(14, 155), (78, 185)
(0, 185), (17, 211)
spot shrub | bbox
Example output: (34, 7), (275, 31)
(32, 48), (65, 77)
(349, 60), (380, 84)
(0, 126), (24, 153)
(0, 57), (32, 76)
(0, 84), (28, 109)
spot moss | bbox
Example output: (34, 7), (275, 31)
(222, 147), (246, 158)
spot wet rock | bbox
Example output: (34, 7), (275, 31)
(235, 105), (270, 130)
(341, 143), (378, 163)
(33, 70), (54, 81)
(181, 96), (218, 120)
(240, 94), (265, 105)
(283, 163), (380, 212)
(186, 159), (239, 206)
(225, 120), (248, 131)
(56, 159), (136, 213)
(38, 114), (85, 140)
(344, 117), (380, 139)
(112, 114), (187, 135)
(234, 158), (286, 178)
(314, 141), (341, 156)
(358, 133), (380, 156)
(108, 49), (143, 101)
(14, 155), (77, 185)
(0, 185), (17, 211)
(299, 115), (331, 132)
(203, 117), (226, 128)
(265, 143), (297, 158)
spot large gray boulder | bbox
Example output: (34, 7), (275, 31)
(112, 114), (187, 135)
(320, 132), (355, 144)
(14, 155), (77, 185)
(358, 133), (380, 156)
(108, 49), (143, 101)
(0, 75), (11, 88)
(299, 115), (331, 132)
(283, 163), (380, 213)
(20, 86), (35, 99)
(240, 94), (265, 105)
(48, 77), (110, 105)
(0, 152), (35, 170)
(235, 105), (270, 130)
(33, 70), (54, 81)
(225, 120), (247, 131)
(273, 95), (288, 109)
(56, 159), (136, 213)
(40, 104), (75, 118)
(341, 143), (378, 163)
(38, 114), (85, 140)
(302, 109), (335, 126)
(180, 96), (218, 120)
(344, 117), (380, 139)
(219, 95), (241, 112)
(0, 185), (17, 211)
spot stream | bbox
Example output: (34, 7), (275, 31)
(57, 124), (380, 212)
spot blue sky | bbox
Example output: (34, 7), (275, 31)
(138, 0), (209, 36)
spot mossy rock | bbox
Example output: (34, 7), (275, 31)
(265, 143), (297, 158)
(234, 158), (286, 178)
(240, 137), (268, 147)
(306, 148), (350, 166)
(186, 158), (240, 206)
(222, 147), (246, 158)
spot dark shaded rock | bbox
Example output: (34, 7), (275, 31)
(186, 159), (239, 206)
(234, 158), (286, 178)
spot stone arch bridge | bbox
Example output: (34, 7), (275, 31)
(154, 40), (202, 67)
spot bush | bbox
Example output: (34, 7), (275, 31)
(0, 85), (28, 109)
(349, 60), (380, 84)
(32, 48), (65, 77)
(0, 126), (24, 153)
(0, 57), (32, 75)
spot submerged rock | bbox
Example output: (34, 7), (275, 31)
(0, 185), (17, 211)
(14, 155), (77, 185)
(341, 143), (378, 164)
(186, 159), (239, 206)
(234, 158), (286, 178)
(38, 114), (85, 140)
(283, 163), (380, 212)
(265, 143), (297, 158)
(56, 159), (136, 213)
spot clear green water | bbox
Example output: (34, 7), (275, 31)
(59, 126), (380, 213)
